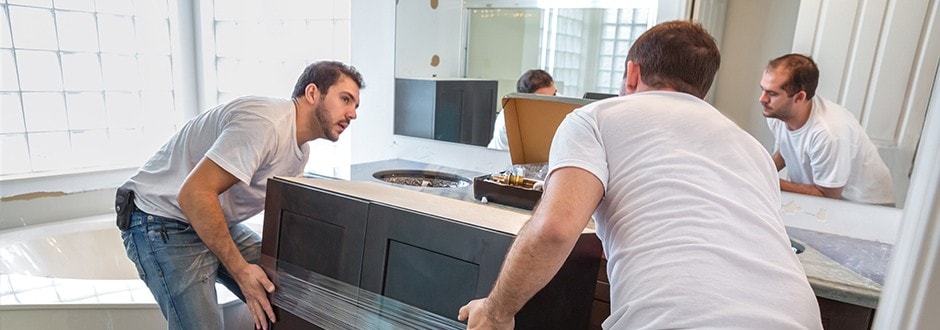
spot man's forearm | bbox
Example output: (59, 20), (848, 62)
(180, 192), (249, 273)
(484, 217), (580, 321)
(779, 179), (824, 197)
(780, 178), (845, 199)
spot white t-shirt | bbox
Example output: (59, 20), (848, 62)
(549, 91), (821, 329)
(767, 96), (894, 204)
(124, 96), (310, 225)
(487, 110), (509, 150)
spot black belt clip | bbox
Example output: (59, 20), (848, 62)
(115, 187), (135, 230)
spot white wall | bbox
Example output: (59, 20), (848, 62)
(708, 0), (799, 151)
(393, 0), (463, 78)
(874, 60), (940, 329)
(466, 8), (542, 100)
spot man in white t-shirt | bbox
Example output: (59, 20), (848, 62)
(760, 54), (894, 205)
(117, 61), (364, 330)
(459, 21), (822, 329)
(487, 69), (558, 150)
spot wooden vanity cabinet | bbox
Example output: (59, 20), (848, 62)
(261, 177), (603, 329)
(818, 297), (876, 330)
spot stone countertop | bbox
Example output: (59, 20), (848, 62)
(313, 158), (887, 309)
(336, 159), (531, 214)
(788, 227), (889, 309)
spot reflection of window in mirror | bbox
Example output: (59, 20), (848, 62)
(465, 2), (688, 99)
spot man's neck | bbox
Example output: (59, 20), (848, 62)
(294, 98), (319, 145)
(785, 99), (813, 131)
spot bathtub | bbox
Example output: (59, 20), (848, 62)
(0, 215), (261, 329)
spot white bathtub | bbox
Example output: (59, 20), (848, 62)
(0, 215), (260, 330)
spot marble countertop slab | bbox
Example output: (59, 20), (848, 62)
(791, 235), (882, 309)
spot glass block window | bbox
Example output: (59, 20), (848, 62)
(539, 8), (585, 97)
(595, 8), (651, 95)
(536, 6), (656, 97)
(0, 0), (179, 176)
(207, 0), (348, 176)
(209, 0), (333, 104)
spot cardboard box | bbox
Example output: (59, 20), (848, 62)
(473, 93), (595, 209)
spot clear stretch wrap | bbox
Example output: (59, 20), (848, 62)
(268, 260), (466, 329)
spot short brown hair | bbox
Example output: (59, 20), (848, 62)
(766, 54), (819, 99)
(625, 20), (720, 98)
(516, 69), (554, 93)
(292, 61), (365, 98)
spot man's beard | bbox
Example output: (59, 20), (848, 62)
(315, 103), (342, 142)
(761, 104), (776, 118)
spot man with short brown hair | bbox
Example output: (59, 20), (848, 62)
(119, 61), (365, 330)
(459, 21), (821, 329)
(760, 53), (894, 205)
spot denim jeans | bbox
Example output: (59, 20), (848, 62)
(121, 209), (261, 329)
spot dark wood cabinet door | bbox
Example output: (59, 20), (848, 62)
(262, 178), (369, 286)
(360, 203), (513, 321)
(818, 296), (875, 330)
(361, 203), (602, 329)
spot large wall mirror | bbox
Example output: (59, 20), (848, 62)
(394, 0), (694, 146)
(394, 0), (929, 208)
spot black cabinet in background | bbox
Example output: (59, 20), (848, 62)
(395, 78), (498, 146)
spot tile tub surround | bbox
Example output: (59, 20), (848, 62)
(336, 158), (892, 310)
(0, 215), (260, 329)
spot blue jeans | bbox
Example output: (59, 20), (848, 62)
(121, 209), (260, 329)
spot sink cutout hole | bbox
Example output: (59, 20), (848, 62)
(373, 170), (471, 188)
(791, 240), (805, 254)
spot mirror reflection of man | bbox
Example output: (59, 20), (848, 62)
(487, 69), (557, 150)
(760, 54), (895, 205)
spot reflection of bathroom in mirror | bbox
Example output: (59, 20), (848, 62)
(394, 0), (934, 207)
(394, 0), (692, 145)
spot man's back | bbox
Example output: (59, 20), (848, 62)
(550, 91), (821, 329)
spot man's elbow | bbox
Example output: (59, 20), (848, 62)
(528, 218), (582, 247)
(176, 183), (204, 211)
(816, 185), (844, 200)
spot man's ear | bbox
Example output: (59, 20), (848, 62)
(794, 90), (808, 103)
(305, 83), (320, 104)
(622, 60), (640, 95)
